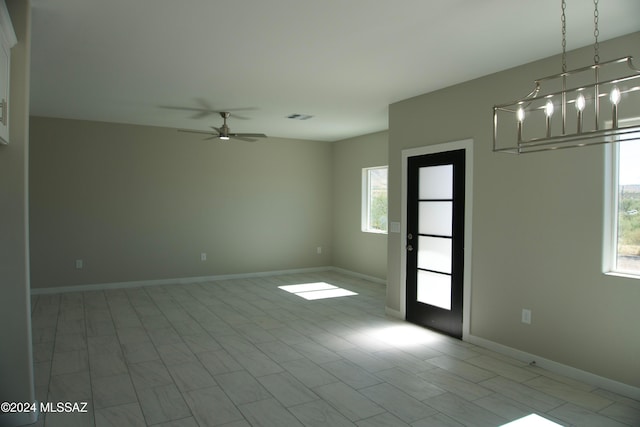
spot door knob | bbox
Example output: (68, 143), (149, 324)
(406, 244), (414, 252)
(407, 233), (413, 240)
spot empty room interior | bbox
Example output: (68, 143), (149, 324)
(1, 1), (640, 426)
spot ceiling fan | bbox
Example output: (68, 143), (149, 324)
(178, 112), (267, 142)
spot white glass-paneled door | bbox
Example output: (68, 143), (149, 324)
(406, 149), (465, 338)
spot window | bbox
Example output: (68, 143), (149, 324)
(362, 166), (388, 233)
(607, 139), (640, 277)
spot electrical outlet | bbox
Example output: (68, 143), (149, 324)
(75, 259), (83, 269)
(200, 252), (207, 261)
(521, 308), (532, 324)
(317, 246), (322, 254)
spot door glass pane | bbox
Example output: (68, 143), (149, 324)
(417, 270), (452, 310)
(419, 201), (452, 236)
(419, 165), (453, 199)
(418, 236), (452, 273)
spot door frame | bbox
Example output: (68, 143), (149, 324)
(400, 139), (474, 340)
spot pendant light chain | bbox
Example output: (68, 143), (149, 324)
(561, 0), (567, 73)
(593, 0), (600, 64)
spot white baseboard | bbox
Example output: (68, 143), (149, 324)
(328, 267), (387, 285)
(30, 266), (334, 295)
(385, 306), (403, 319)
(30, 266), (387, 295)
(466, 334), (640, 401)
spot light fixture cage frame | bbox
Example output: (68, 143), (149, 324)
(493, 56), (640, 154)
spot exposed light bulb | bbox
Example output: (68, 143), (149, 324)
(544, 100), (554, 117)
(575, 94), (586, 112)
(610, 86), (621, 105)
(544, 100), (554, 138)
(516, 107), (524, 142)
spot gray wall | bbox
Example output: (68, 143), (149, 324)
(30, 117), (333, 288)
(332, 131), (388, 280)
(0, 0), (35, 414)
(387, 32), (640, 388)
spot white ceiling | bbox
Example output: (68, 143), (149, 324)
(29, 0), (640, 142)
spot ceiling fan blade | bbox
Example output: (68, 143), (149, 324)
(232, 133), (267, 138)
(178, 128), (218, 136)
(191, 110), (217, 120)
(161, 103), (258, 121)
(228, 135), (256, 142)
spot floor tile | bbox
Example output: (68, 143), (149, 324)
(48, 371), (91, 402)
(288, 399), (356, 427)
(290, 340), (342, 364)
(257, 371), (319, 407)
(548, 402), (629, 427)
(167, 361), (217, 392)
(233, 350), (284, 377)
(479, 376), (565, 412)
(155, 343), (199, 366)
(95, 402), (146, 427)
(196, 349), (243, 375)
(129, 359), (174, 390)
(425, 355), (496, 383)
(214, 371), (271, 405)
(92, 373), (137, 409)
(116, 326), (151, 345)
(90, 352), (129, 378)
(410, 412), (465, 426)
(373, 349), (435, 374)
(598, 400), (640, 425)
(122, 341), (160, 364)
(472, 393), (540, 422)
(336, 348), (394, 373)
(359, 382), (437, 423)
(184, 386), (244, 426)
(149, 417), (200, 427)
(373, 367), (445, 401)
(466, 355), (539, 383)
(418, 367), (494, 401)
(238, 398), (303, 427)
(523, 375), (613, 411)
(137, 384), (191, 425)
(51, 349), (89, 376)
(147, 327), (183, 346)
(54, 333), (87, 353)
(320, 359), (382, 390)
(280, 357), (339, 388)
(356, 413), (410, 427)
(44, 403), (95, 427)
(423, 392), (507, 427)
(181, 333), (221, 354)
(313, 382), (386, 421)
(254, 340), (304, 363)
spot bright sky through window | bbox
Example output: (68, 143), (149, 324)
(619, 141), (640, 185)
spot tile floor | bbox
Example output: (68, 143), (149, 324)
(29, 271), (640, 426)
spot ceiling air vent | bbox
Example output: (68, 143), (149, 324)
(287, 114), (313, 120)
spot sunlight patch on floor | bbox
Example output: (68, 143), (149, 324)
(278, 282), (358, 300)
(500, 414), (562, 426)
(365, 323), (443, 348)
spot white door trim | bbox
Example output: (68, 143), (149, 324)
(401, 139), (473, 340)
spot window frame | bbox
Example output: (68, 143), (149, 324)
(604, 130), (640, 279)
(361, 165), (388, 234)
